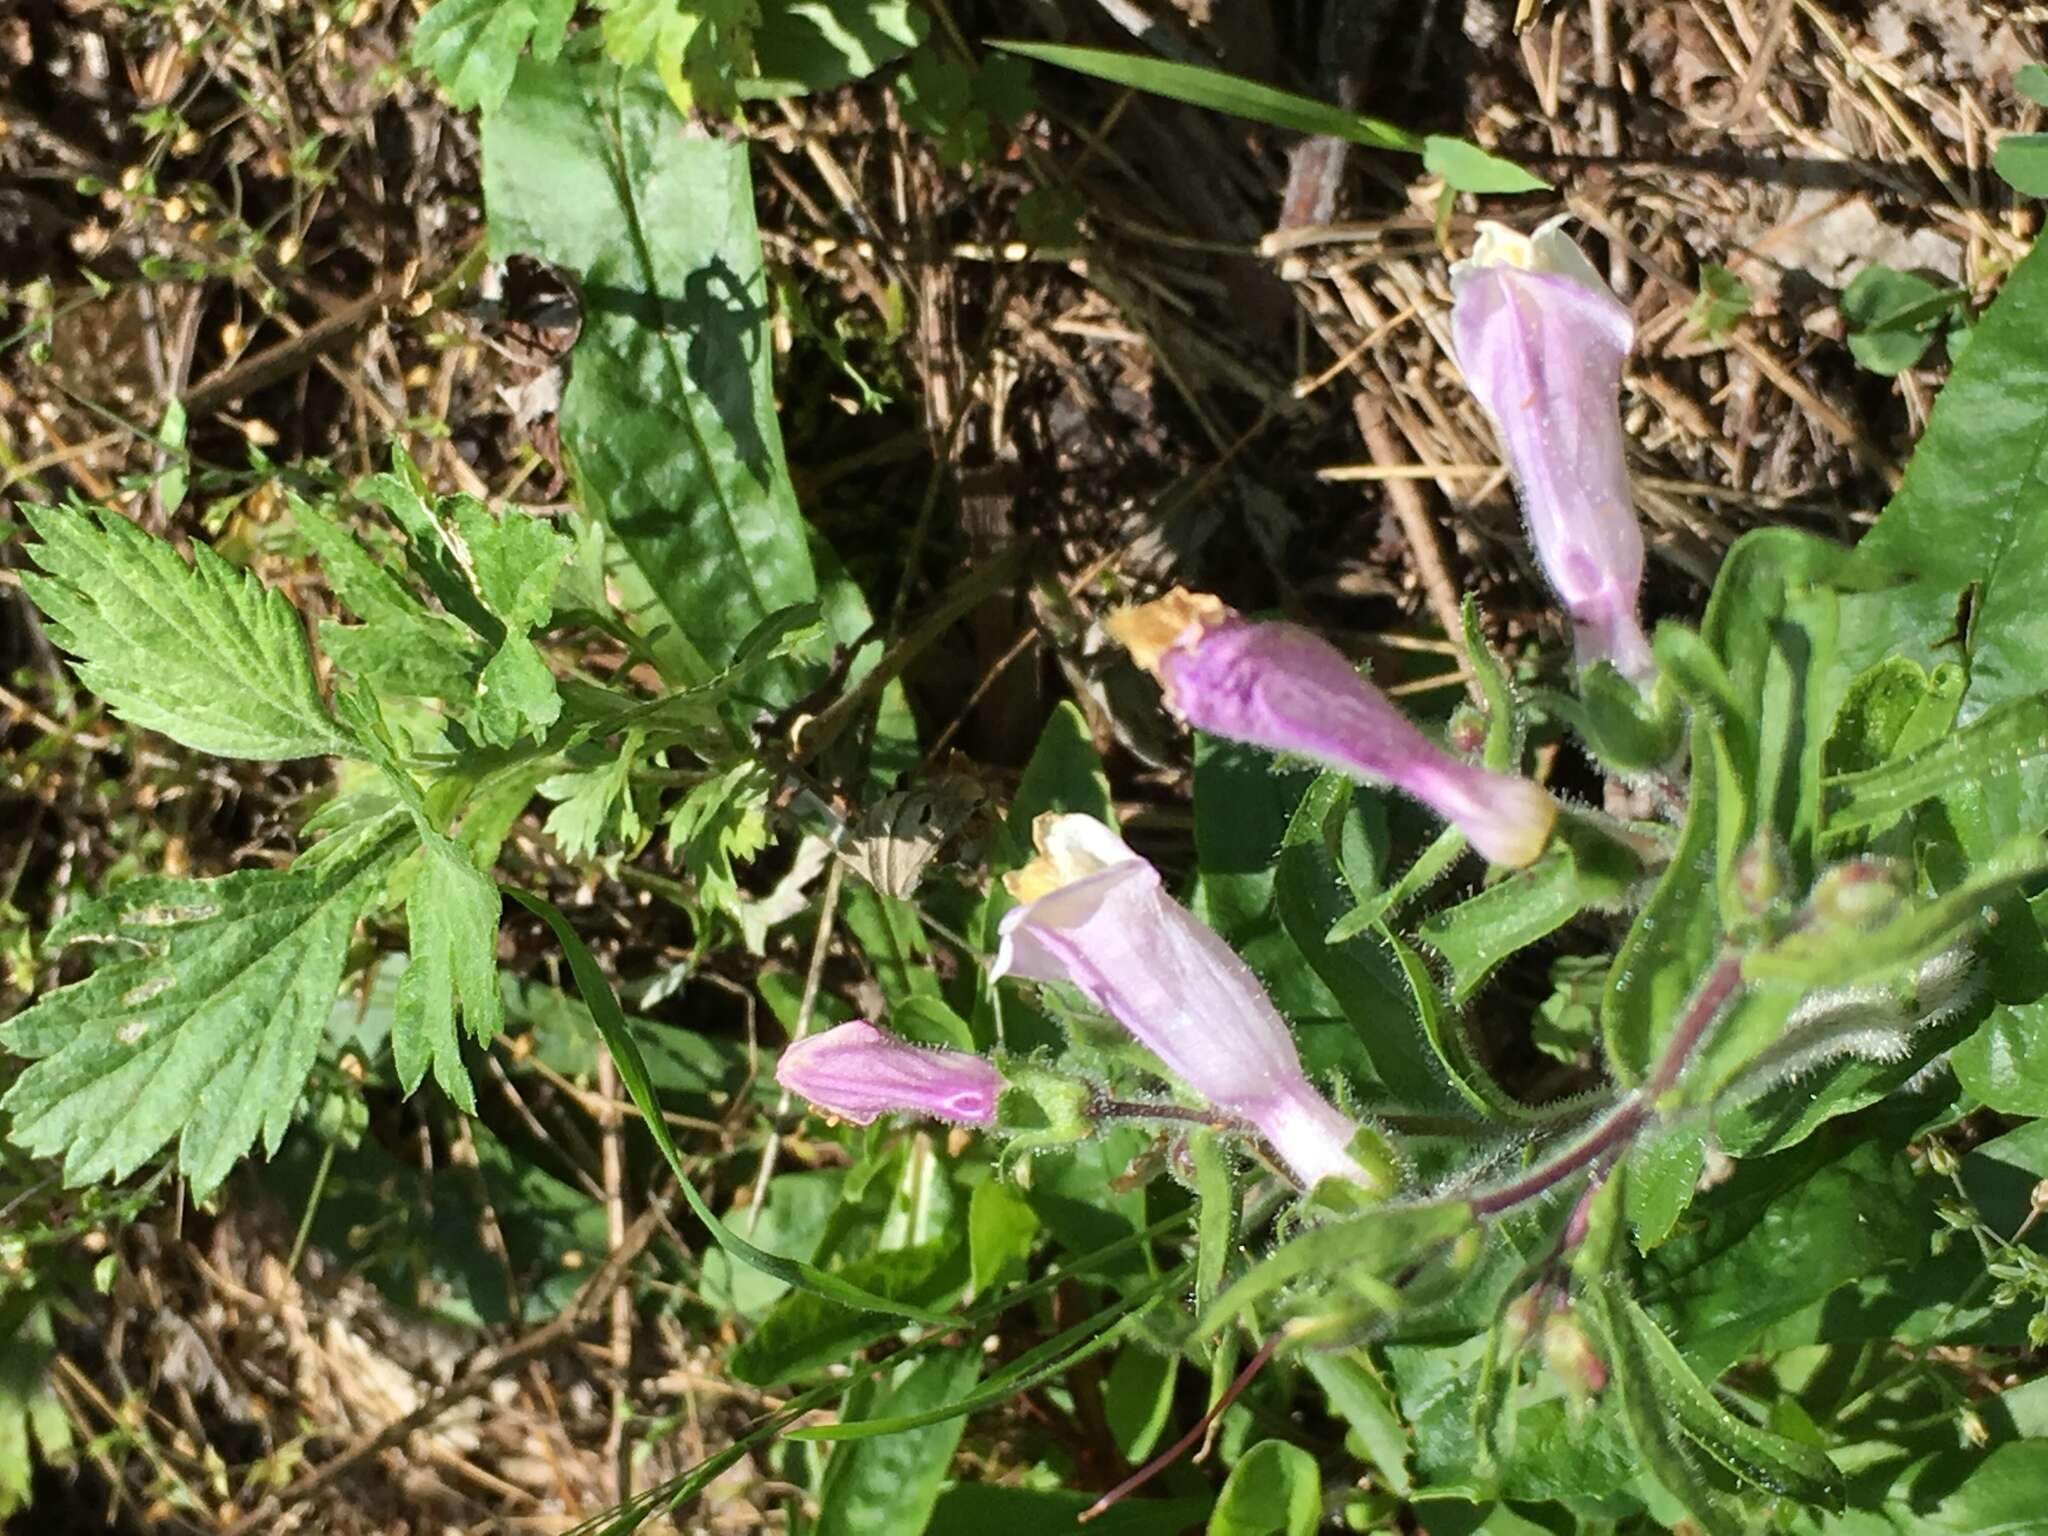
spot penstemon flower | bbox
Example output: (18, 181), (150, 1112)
(1109, 591), (1557, 869)
(776, 1020), (1003, 1127)
(990, 812), (1383, 1192)
(1450, 218), (1655, 684)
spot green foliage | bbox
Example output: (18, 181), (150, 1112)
(410, 0), (577, 111)
(22, 502), (354, 760)
(0, 1303), (68, 1520)
(1209, 1439), (1322, 1536)
(813, 1351), (980, 1536)
(1688, 262), (1752, 340)
(21, 17), (2048, 1534)
(993, 40), (1545, 195)
(412, 0), (924, 115)
(1, 812), (408, 1196)
(483, 54), (819, 685)
(1841, 265), (1967, 375)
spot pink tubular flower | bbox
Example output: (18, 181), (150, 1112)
(1108, 591), (1557, 869)
(1450, 219), (1654, 684)
(776, 1020), (1002, 1127)
(990, 813), (1381, 1193)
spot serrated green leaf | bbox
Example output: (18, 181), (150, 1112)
(538, 735), (645, 859)
(1209, 1439), (1321, 1536)
(22, 503), (353, 760)
(411, 0), (578, 111)
(485, 55), (818, 685)
(1, 814), (409, 1195)
(393, 835), (506, 1112)
(0, 1302), (66, 1521)
(449, 495), (570, 630)
(472, 632), (562, 745)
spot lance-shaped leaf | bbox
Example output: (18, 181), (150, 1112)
(1, 813), (409, 1196)
(483, 54), (819, 686)
(21, 503), (353, 760)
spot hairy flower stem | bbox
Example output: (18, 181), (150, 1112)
(1089, 1097), (1237, 1130)
(1469, 949), (1745, 1219)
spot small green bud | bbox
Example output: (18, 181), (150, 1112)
(1961, 1410), (1990, 1449)
(2029, 1312), (2048, 1348)
(1541, 1311), (1607, 1399)
(994, 1065), (1094, 1145)
(1925, 1140), (1961, 1178)
(1447, 705), (1488, 758)
(1810, 859), (1905, 930)
(1731, 832), (1788, 917)
(1503, 1289), (1543, 1349)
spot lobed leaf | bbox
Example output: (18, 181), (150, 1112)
(1, 813), (410, 1195)
(22, 503), (353, 761)
(412, 0), (578, 111)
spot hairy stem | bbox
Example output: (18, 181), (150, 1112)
(1469, 948), (1745, 1218)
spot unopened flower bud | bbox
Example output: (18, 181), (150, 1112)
(1541, 1312), (1608, 1398)
(1812, 860), (1904, 929)
(1450, 220), (1653, 684)
(1108, 592), (1557, 868)
(1446, 705), (1488, 757)
(993, 812), (1385, 1192)
(1961, 1410), (1990, 1449)
(1731, 833), (1788, 918)
(1925, 1140), (1960, 1178)
(776, 1020), (1002, 1127)
(1503, 1290), (1543, 1348)
(1936, 1199), (1975, 1231)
